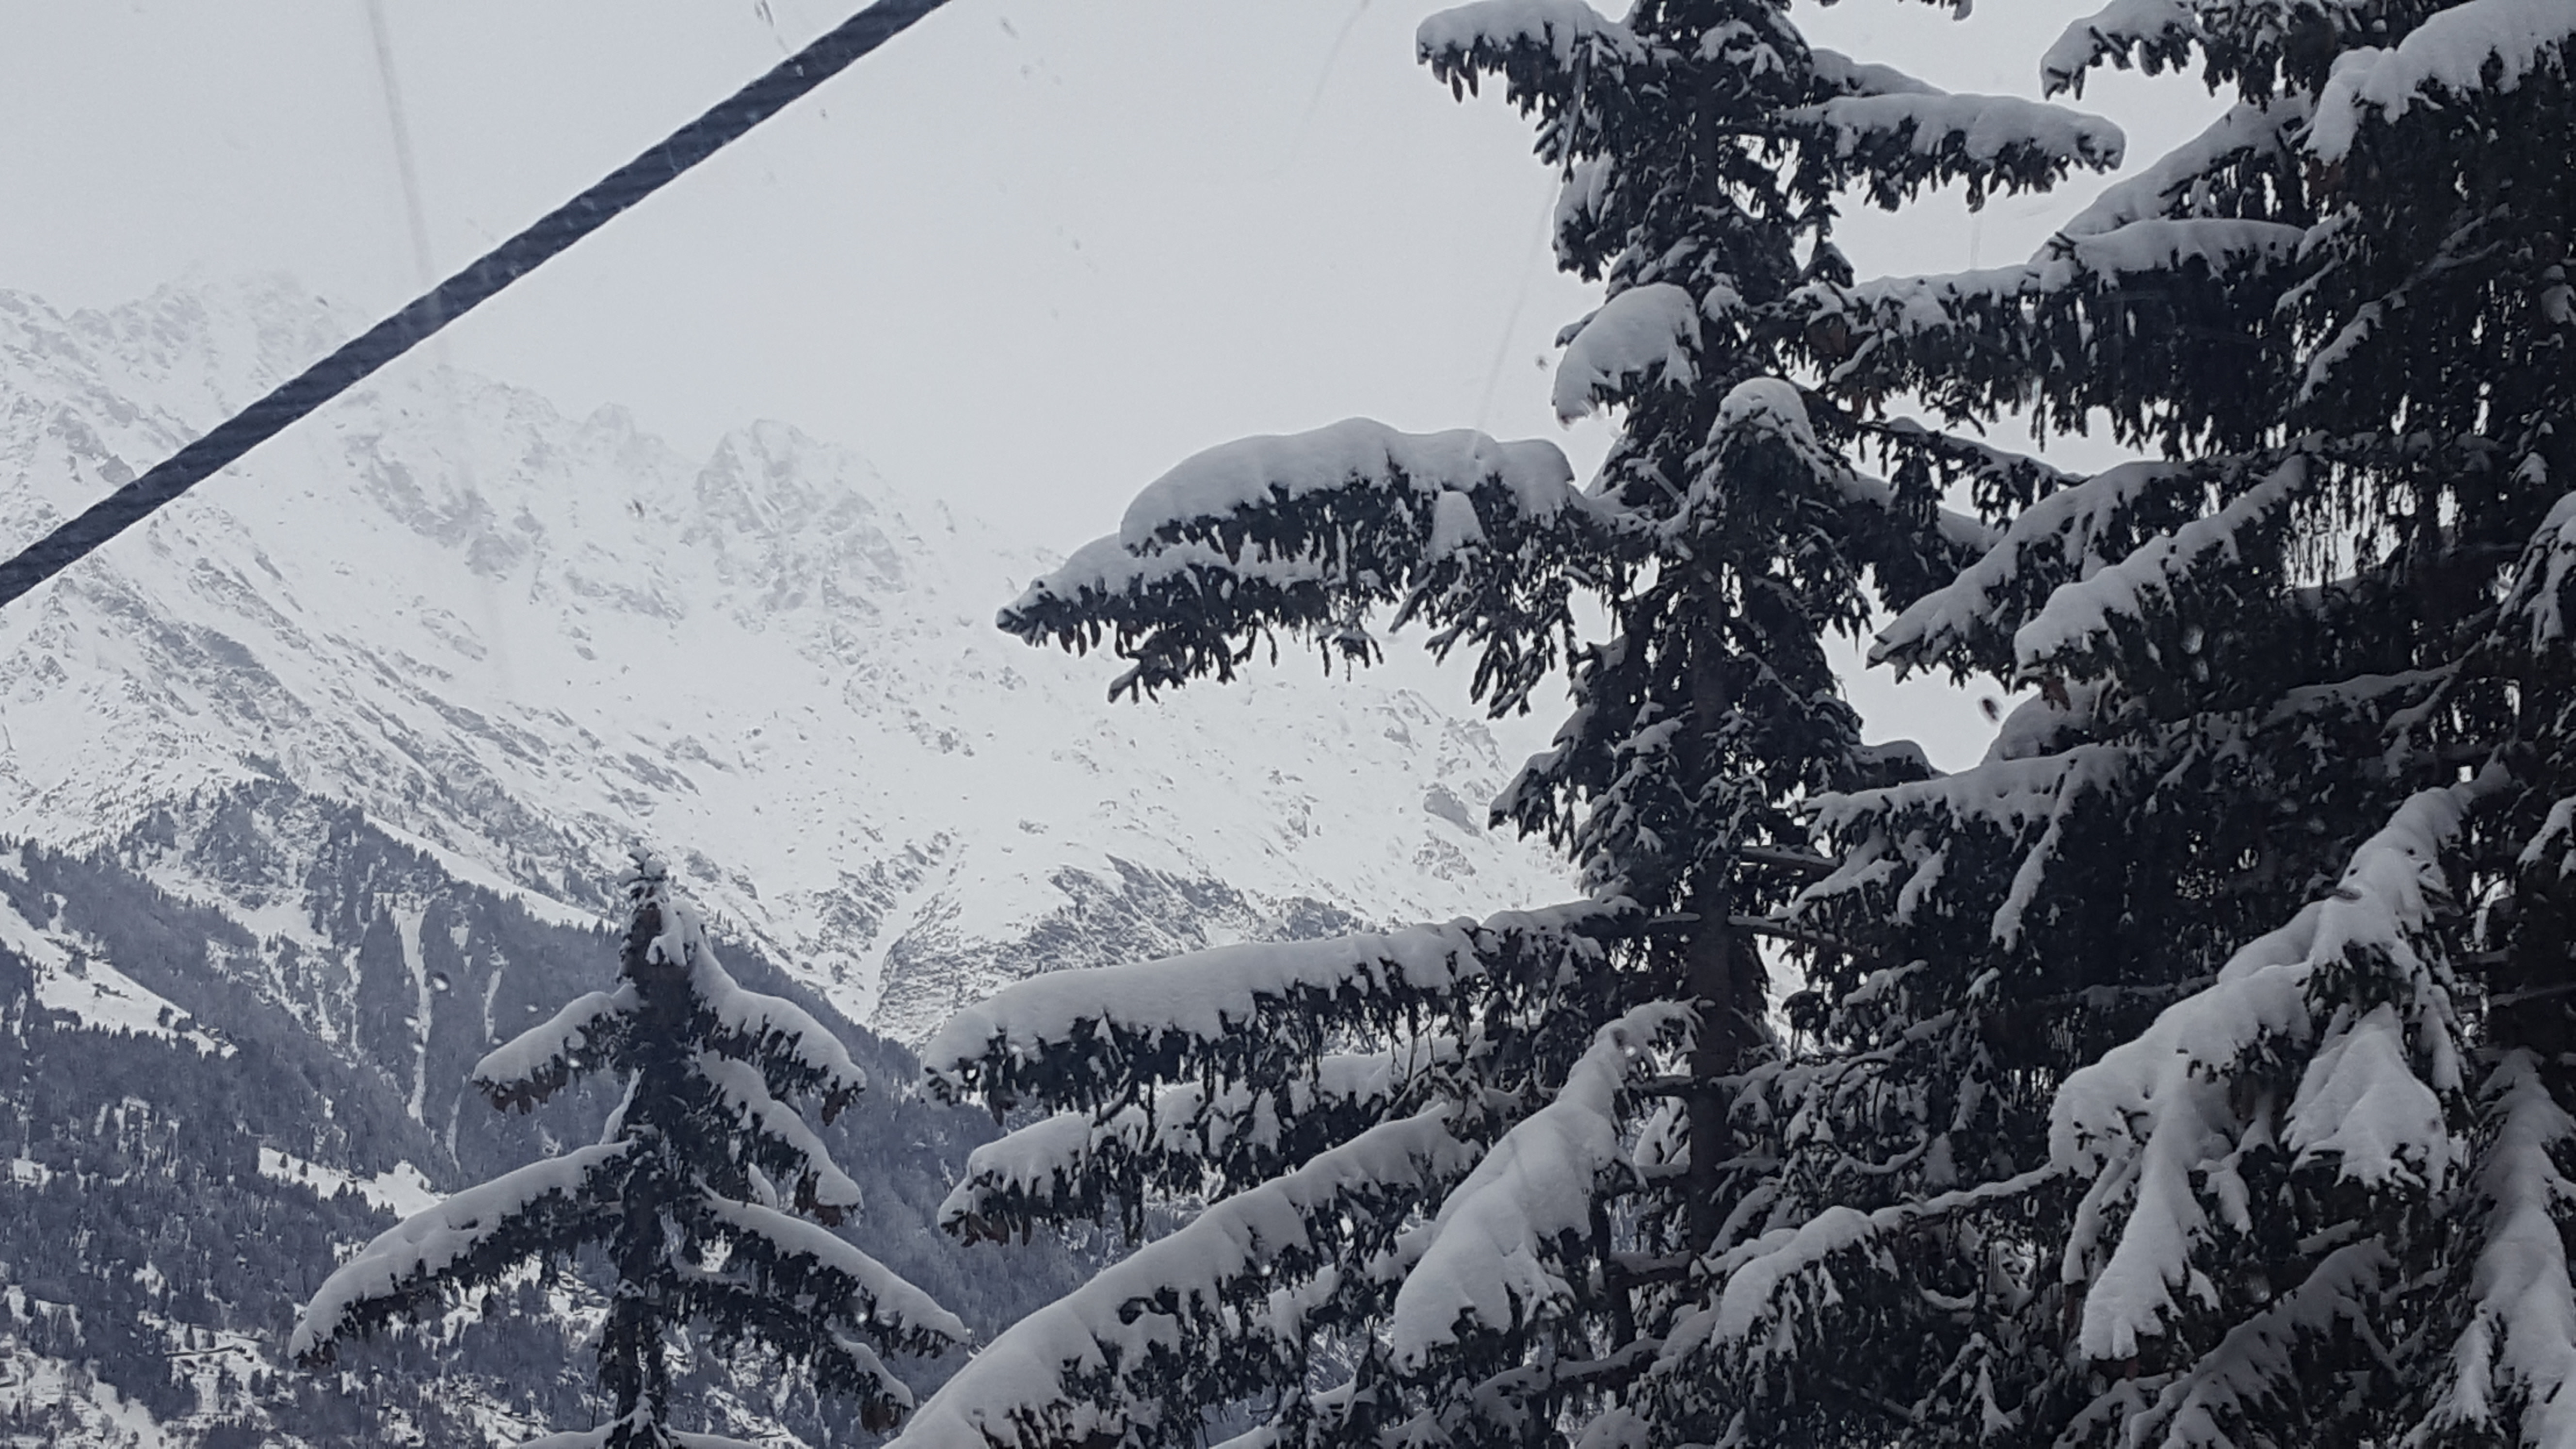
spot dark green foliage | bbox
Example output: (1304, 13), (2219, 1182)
(294, 854), (967, 1448)
(915, 1), (2126, 1444)
(1707, 0), (2576, 1442)
(0, 796), (1081, 1447)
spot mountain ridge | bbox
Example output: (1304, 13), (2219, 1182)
(0, 276), (1576, 1043)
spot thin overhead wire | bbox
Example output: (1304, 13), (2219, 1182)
(0, 0), (953, 614)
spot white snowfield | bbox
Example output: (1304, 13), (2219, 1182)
(0, 280), (1576, 1041)
(0, 850), (228, 1055)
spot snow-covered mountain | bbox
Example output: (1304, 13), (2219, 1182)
(0, 278), (1573, 1043)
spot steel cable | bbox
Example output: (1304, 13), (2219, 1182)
(0, 0), (951, 612)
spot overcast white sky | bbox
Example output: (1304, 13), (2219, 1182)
(0, 0), (2216, 767)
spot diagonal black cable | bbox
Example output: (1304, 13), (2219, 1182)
(0, 0), (951, 613)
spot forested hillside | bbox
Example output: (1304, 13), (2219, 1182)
(0, 797), (1082, 1446)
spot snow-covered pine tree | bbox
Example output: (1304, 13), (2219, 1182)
(888, 4), (2122, 1445)
(292, 853), (967, 1449)
(1695, 0), (2576, 1441)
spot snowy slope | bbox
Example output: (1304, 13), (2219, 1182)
(0, 279), (1574, 1041)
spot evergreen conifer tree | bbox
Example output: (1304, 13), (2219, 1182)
(890, 2), (2123, 1444)
(1697, 0), (2576, 1441)
(293, 853), (967, 1448)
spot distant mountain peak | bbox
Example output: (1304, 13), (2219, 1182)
(0, 278), (1574, 1041)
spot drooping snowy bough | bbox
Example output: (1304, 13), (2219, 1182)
(295, 853), (966, 1449)
(900, 0), (2125, 1444)
(1703, 0), (2576, 1440)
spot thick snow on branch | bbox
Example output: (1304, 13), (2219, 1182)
(1798, 219), (2304, 403)
(2309, 0), (2576, 162)
(696, 1052), (863, 1217)
(1712, 378), (1832, 472)
(2421, 1052), (2576, 1445)
(1807, 218), (2303, 337)
(1805, 741), (2136, 947)
(293, 1142), (632, 1361)
(694, 1194), (969, 1347)
(1119, 420), (1578, 551)
(1665, 1167), (2059, 1371)
(1810, 47), (1940, 97)
(2525, 797), (2576, 877)
(2052, 784), (2475, 1361)
(677, 933), (866, 1111)
(1874, 460), (2190, 670)
(1787, 91), (2123, 170)
(2011, 454), (2308, 678)
(630, 860), (868, 1110)
(893, 1108), (1477, 1449)
(2503, 489), (2576, 649)
(1554, 284), (1700, 422)
(472, 986), (635, 1111)
(1416, 0), (1645, 67)
(1388, 1005), (1679, 1367)
(940, 1042), (1444, 1228)
(924, 901), (1619, 1102)
(1015, 420), (1585, 612)
(928, 923), (1473, 1081)
(2283, 1004), (2449, 1186)
(2061, 100), (2304, 240)
(2108, 1241), (2392, 1446)
(2041, 0), (2200, 94)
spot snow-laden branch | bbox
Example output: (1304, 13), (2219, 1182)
(695, 1052), (863, 1221)
(689, 1193), (969, 1353)
(924, 900), (1627, 1113)
(473, 986), (635, 1112)
(2502, 488), (2576, 651)
(1417, 0), (1650, 71)
(2308, 0), (2576, 163)
(893, 1107), (1478, 1449)
(1786, 89), (2123, 173)
(940, 1040), (1452, 1234)
(2053, 781), (2481, 1362)
(2059, 98), (2304, 241)
(2079, 1240), (2392, 1444)
(1000, 418), (1609, 708)
(2011, 452), (2311, 681)
(2418, 1051), (2576, 1445)
(1805, 739), (2139, 948)
(677, 928), (867, 1118)
(2041, 0), (2203, 96)
(1388, 1004), (1681, 1368)
(1660, 1166), (2061, 1374)
(1871, 459), (2196, 674)
(292, 1142), (633, 1363)
(1554, 283), (1699, 422)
